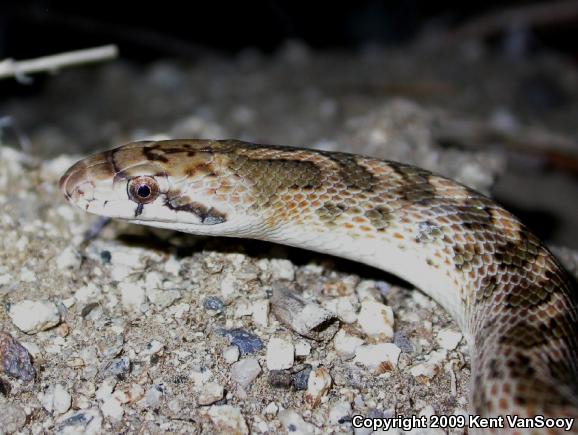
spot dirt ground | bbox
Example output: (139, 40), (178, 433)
(0, 41), (577, 434)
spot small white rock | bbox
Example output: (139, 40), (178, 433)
(0, 273), (12, 286)
(56, 247), (80, 271)
(95, 378), (116, 400)
(146, 288), (181, 308)
(230, 358), (261, 387)
(251, 299), (269, 326)
(190, 366), (213, 385)
(100, 396), (124, 421)
(410, 349), (448, 383)
(305, 367), (332, 407)
(333, 329), (364, 359)
(436, 329), (462, 351)
(119, 281), (146, 312)
(323, 296), (358, 324)
(268, 259), (295, 280)
(207, 405), (249, 435)
(74, 283), (102, 304)
(354, 343), (401, 372)
(112, 384), (144, 404)
(295, 340), (311, 357)
(357, 300), (394, 342)
(8, 300), (61, 333)
(263, 402), (278, 416)
(220, 273), (237, 300)
(20, 267), (37, 283)
(137, 386), (163, 409)
(266, 337), (294, 370)
(140, 340), (164, 357)
(222, 345), (240, 364)
(39, 384), (71, 415)
(198, 382), (224, 406)
(329, 400), (352, 425)
(278, 409), (315, 435)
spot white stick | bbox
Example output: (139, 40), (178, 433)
(0, 45), (119, 82)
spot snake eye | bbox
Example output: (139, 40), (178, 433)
(128, 176), (159, 204)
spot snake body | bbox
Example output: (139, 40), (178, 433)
(60, 139), (578, 432)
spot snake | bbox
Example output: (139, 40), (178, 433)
(59, 139), (578, 433)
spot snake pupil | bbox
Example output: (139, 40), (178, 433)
(137, 185), (151, 198)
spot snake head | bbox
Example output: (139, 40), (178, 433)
(59, 140), (261, 236)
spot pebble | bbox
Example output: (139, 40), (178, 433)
(140, 339), (164, 357)
(119, 281), (146, 312)
(222, 345), (240, 363)
(0, 404), (27, 433)
(138, 385), (164, 409)
(278, 409), (315, 435)
(112, 384), (145, 404)
(357, 300), (394, 342)
(0, 331), (36, 381)
(333, 329), (364, 359)
(39, 384), (72, 415)
(74, 283), (102, 304)
(263, 402), (278, 416)
(393, 331), (413, 353)
(266, 337), (294, 370)
(198, 382), (225, 405)
(268, 370), (293, 389)
(221, 329), (264, 355)
(203, 296), (225, 314)
(305, 367), (332, 407)
(271, 285), (339, 341)
(8, 299), (61, 334)
(294, 340), (311, 357)
(0, 273), (12, 286)
(230, 358), (261, 387)
(354, 343), (401, 372)
(220, 273), (238, 300)
(410, 349), (448, 383)
(101, 356), (131, 378)
(329, 400), (352, 425)
(268, 258), (295, 280)
(323, 296), (358, 324)
(436, 329), (462, 350)
(146, 288), (181, 308)
(190, 366), (213, 385)
(251, 299), (270, 326)
(56, 409), (103, 435)
(20, 267), (36, 282)
(101, 396), (124, 420)
(292, 365), (312, 390)
(207, 405), (249, 435)
(56, 246), (81, 270)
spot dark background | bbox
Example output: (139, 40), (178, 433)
(2, 0), (578, 60)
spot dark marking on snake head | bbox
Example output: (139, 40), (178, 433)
(134, 203), (144, 218)
(143, 146), (170, 163)
(165, 195), (226, 225)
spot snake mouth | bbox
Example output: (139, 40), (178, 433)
(59, 154), (114, 203)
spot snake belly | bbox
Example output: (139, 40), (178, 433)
(59, 139), (578, 432)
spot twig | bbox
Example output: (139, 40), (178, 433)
(0, 44), (118, 82)
(449, 0), (578, 41)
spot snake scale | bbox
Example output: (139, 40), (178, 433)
(60, 139), (578, 433)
